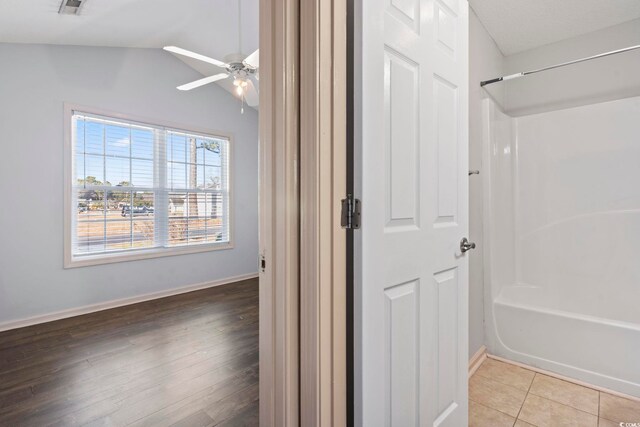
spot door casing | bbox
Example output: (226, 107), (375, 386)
(300, 0), (348, 425)
(259, 0), (300, 424)
(259, 0), (347, 425)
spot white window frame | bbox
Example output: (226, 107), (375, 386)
(64, 103), (234, 268)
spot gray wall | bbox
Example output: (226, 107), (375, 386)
(468, 8), (505, 360)
(0, 43), (258, 325)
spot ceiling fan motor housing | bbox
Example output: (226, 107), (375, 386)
(226, 62), (258, 79)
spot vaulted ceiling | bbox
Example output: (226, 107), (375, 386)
(4, 1), (639, 73)
(0, 0), (259, 103)
(0, 0), (258, 58)
(469, 0), (640, 55)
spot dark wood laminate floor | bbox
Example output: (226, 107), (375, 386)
(0, 278), (259, 427)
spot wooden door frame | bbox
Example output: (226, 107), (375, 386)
(259, 0), (300, 425)
(300, 0), (347, 425)
(259, 0), (347, 425)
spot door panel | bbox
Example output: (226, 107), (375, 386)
(385, 280), (419, 425)
(356, 0), (469, 424)
(385, 48), (420, 229)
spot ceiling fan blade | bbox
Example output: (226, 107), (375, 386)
(243, 49), (259, 68)
(177, 73), (228, 91)
(164, 46), (228, 68)
(245, 79), (259, 106)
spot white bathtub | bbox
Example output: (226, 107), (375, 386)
(482, 96), (640, 397)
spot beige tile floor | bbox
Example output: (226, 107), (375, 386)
(469, 358), (640, 427)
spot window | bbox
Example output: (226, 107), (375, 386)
(66, 108), (231, 267)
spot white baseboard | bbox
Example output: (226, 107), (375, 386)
(0, 272), (259, 333)
(468, 345), (487, 377)
(488, 353), (640, 403)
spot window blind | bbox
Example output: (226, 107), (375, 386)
(71, 112), (230, 258)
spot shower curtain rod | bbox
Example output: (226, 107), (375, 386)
(480, 44), (640, 87)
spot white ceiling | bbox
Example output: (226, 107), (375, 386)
(0, 0), (258, 102)
(7, 1), (638, 79)
(469, 0), (640, 55)
(0, 0), (258, 58)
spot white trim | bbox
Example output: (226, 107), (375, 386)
(468, 345), (487, 377)
(0, 272), (258, 333)
(487, 353), (640, 403)
(64, 103), (236, 140)
(63, 103), (236, 268)
(66, 241), (234, 268)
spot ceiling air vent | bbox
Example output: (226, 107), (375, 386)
(58, 0), (85, 15)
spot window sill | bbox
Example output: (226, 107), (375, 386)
(64, 241), (234, 268)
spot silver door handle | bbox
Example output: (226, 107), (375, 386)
(460, 237), (476, 253)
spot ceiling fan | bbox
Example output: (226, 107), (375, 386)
(164, 46), (259, 110)
(163, 0), (259, 113)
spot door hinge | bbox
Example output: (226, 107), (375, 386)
(341, 194), (361, 229)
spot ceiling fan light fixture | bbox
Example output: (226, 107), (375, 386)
(162, 43), (259, 110)
(233, 78), (248, 96)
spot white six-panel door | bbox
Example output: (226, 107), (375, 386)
(355, 0), (469, 425)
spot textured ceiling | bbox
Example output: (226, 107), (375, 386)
(469, 0), (640, 55)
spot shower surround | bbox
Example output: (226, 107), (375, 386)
(482, 95), (640, 398)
